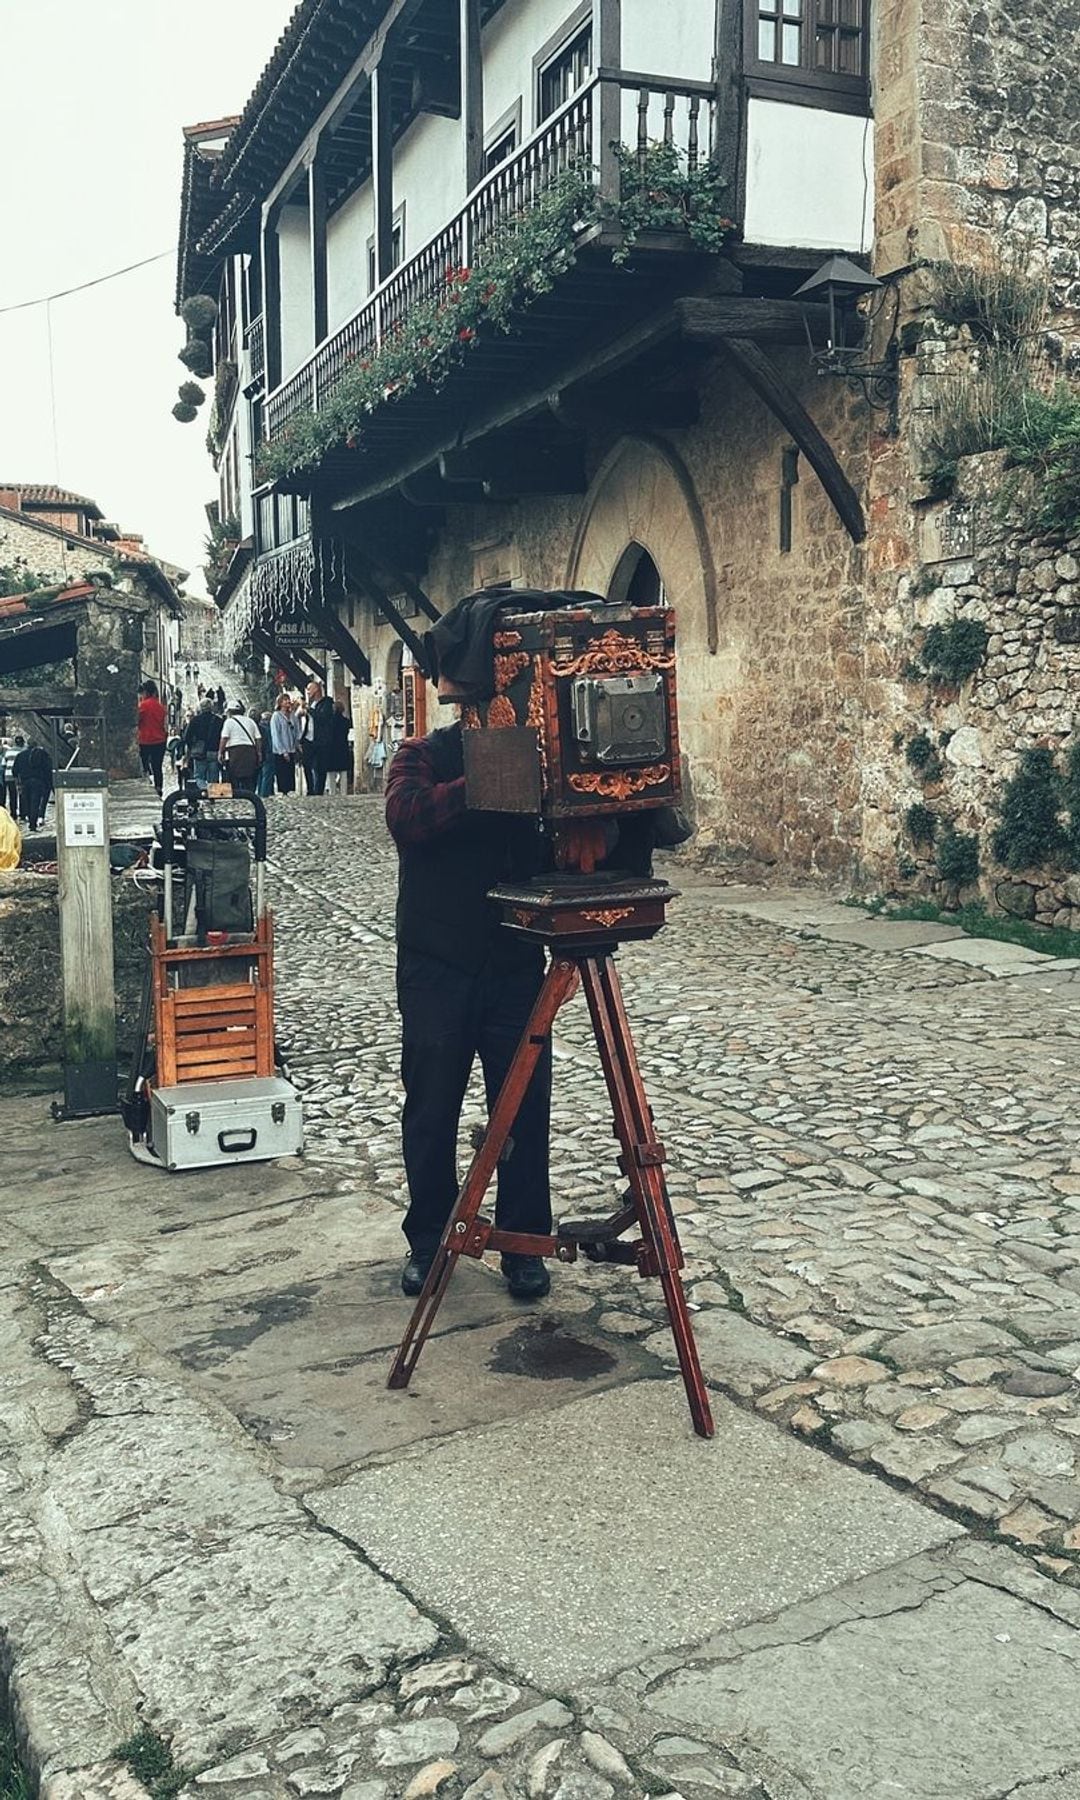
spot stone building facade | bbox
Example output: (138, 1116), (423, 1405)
(0, 505), (184, 776)
(184, 0), (1078, 903)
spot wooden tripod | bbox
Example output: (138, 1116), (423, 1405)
(387, 885), (714, 1439)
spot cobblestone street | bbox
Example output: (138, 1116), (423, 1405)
(269, 793), (1080, 1566)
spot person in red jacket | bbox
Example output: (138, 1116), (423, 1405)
(136, 680), (168, 798)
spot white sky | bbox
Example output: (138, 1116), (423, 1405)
(0, 0), (297, 596)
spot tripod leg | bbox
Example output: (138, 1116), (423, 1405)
(581, 956), (714, 1439)
(388, 956), (578, 1391)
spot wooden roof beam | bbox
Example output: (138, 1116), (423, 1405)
(715, 336), (866, 543)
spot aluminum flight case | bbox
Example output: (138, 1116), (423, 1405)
(148, 1075), (303, 1171)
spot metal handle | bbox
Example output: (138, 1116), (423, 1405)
(217, 1128), (257, 1154)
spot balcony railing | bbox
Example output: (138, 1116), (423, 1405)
(265, 70), (718, 443)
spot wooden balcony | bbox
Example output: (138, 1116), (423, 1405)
(264, 69), (721, 444)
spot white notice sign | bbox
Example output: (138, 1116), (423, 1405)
(63, 791), (106, 848)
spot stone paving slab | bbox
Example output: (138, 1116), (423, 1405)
(642, 1550), (1080, 1800)
(198, 1310), (653, 1472)
(906, 935), (1053, 973)
(312, 1379), (961, 1690)
(4, 1290), (440, 1773)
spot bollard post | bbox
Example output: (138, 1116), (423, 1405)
(53, 768), (117, 1117)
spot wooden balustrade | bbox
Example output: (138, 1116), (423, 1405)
(263, 71), (721, 443)
(246, 314), (265, 385)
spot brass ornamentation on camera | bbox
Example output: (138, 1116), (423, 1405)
(485, 696), (517, 729)
(556, 629), (675, 678)
(568, 764), (671, 800)
(581, 907), (634, 928)
(494, 651), (531, 692)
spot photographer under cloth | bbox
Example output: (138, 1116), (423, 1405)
(386, 590), (686, 1303)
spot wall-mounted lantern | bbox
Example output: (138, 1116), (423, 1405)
(794, 255), (899, 414)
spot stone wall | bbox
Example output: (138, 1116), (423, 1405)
(0, 872), (152, 1084)
(0, 512), (106, 588)
(859, 450), (1080, 921)
(873, 0), (1080, 303)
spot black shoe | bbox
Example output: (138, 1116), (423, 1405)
(501, 1254), (551, 1301)
(401, 1251), (435, 1297)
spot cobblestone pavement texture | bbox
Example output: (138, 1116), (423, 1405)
(268, 795), (1080, 1564)
(1, 783), (1080, 1798)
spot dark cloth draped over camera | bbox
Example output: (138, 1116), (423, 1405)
(423, 587), (605, 698)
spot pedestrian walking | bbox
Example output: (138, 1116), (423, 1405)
(324, 700), (353, 796)
(255, 711), (275, 797)
(183, 697), (223, 786)
(295, 696), (316, 795)
(13, 739), (52, 831)
(270, 694), (301, 793)
(218, 701), (262, 795)
(2, 736), (21, 816)
(305, 680), (335, 795)
(215, 684), (226, 711)
(136, 680), (168, 799)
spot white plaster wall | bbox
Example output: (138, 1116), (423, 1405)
(327, 183), (374, 329)
(744, 99), (874, 251)
(622, 0), (714, 79)
(278, 204), (314, 376)
(483, 0), (588, 135)
(393, 112), (466, 255)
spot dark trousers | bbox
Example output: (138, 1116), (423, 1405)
(274, 754), (296, 794)
(309, 755), (328, 796)
(300, 745), (316, 794)
(140, 741), (166, 795)
(3, 779), (17, 816)
(22, 779), (48, 828)
(397, 949), (552, 1257)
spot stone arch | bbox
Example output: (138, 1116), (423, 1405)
(565, 435), (718, 652)
(608, 541), (665, 607)
(385, 638), (404, 691)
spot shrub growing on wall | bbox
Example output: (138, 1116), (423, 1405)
(936, 829), (980, 889)
(905, 733), (944, 784)
(905, 803), (937, 844)
(991, 748), (1067, 870)
(920, 618), (990, 686)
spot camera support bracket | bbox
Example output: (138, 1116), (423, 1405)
(387, 879), (715, 1439)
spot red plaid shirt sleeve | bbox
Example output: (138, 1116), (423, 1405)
(385, 735), (468, 845)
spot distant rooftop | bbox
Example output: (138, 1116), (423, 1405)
(0, 484), (103, 519)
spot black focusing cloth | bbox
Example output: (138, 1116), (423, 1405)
(424, 587), (607, 697)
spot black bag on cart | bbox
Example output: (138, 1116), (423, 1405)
(184, 837), (254, 937)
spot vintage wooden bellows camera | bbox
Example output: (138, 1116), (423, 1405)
(461, 600), (681, 828)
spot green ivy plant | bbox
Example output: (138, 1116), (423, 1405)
(259, 151), (735, 484)
(611, 142), (734, 263)
(203, 513), (241, 598)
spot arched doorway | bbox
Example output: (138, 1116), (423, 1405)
(608, 541), (666, 608)
(565, 435), (736, 822)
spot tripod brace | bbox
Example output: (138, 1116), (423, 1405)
(387, 878), (715, 1439)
